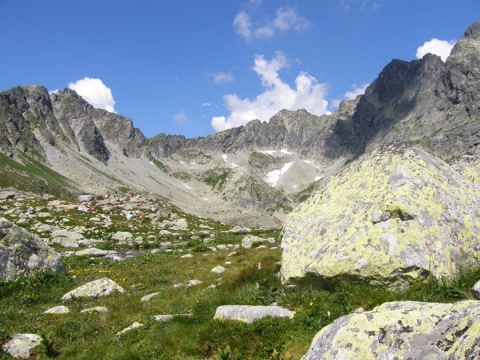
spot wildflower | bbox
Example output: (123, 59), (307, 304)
(458, 237), (465, 246)
(257, 262), (261, 270)
(309, 301), (313, 306)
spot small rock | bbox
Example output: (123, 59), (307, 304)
(80, 306), (109, 313)
(61, 277), (124, 300)
(141, 292), (160, 302)
(211, 266), (226, 274)
(43, 305), (70, 314)
(116, 322), (144, 336)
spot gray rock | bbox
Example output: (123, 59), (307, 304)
(141, 292), (160, 302)
(211, 266), (226, 274)
(116, 322), (144, 336)
(0, 191), (16, 200)
(112, 231), (133, 243)
(242, 235), (275, 249)
(61, 277), (124, 300)
(472, 280), (480, 299)
(301, 300), (480, 359)
(214, 305), (295, 324)
(43, 305), (70, 314)
(2, 334), (43, 359)
(80, 306), (109, 313)
(78, 194), (95, 202)
(0, 218), (65, 280)
(51, 229), (85, 248)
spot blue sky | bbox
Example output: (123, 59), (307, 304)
(1, 1), (479, 139)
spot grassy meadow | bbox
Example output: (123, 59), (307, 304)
(1, 195), (480, 359)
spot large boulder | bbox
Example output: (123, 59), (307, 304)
(281, 143), (480, 288)
(302, 300), (480, 359)
(0, 218), (65, 280)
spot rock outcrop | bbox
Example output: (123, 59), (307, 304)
(0, 218), (65, 280)
(302, 300), (480, 359)
(281, 143), (480, 288)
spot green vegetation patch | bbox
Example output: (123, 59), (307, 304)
(0, 153), (77, 196)
(201, 168), (231, 190)
(152, 158), (170, 173)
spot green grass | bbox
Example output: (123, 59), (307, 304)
(152, 159), (170, 173)
(1, 196), (480, 359)
(0, 153), (77, 196)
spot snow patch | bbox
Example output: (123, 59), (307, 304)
(222, 154), (238, 168)
(259, 148), (292, 155)
(265, 161), (294, 187)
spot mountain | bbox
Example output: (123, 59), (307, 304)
(1, 22), (480, 227)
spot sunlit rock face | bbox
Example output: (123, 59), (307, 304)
(281, 143), (480, 289)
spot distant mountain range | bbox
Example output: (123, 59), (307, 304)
(1, 22), (479, 227)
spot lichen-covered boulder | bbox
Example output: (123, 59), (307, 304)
(281, 144), (480, 288)
(214, 305), (295, 324)
(61, 277), (124, 300)
(2, 334), (43, 359)
(302, 300), (480, 359)
(0, 218), (65, 280)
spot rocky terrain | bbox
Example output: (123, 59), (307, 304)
(2, 22), (480, 229)
(2, 21), (480, 360)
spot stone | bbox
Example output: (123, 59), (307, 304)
(154, 313), (191, 322)
(141, 292), (160, 302)
(51, 229), (84, 248)
(43, 305), (70, 314)
(36, 212), (52, 218)
(302, 300), (480, 359)
(211, 266), (226, 274)
(116, 322), (144, 336)
(281, 144), (480, 289)
(0, 191), (16, 200)
(472, 280), (480, 299)
(173, 218), (188, 230)
(80, 306), (109, 313)
(0, 218), (65, 280)
(61, 277), (124, 300)
(214, 305), (295, 324)
(74, 248), (114, 257)
(187, 279), (202, 287)
(78, 194), (94, 202)
(112, 231), (133, 243)
(181, 254), (193, 258)
(2, 334), (43, 359)
(242, 235), (275, 249)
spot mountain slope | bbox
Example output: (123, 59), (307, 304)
(1, 22), (480, 226)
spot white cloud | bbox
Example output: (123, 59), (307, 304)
(211, 53), (329, 132)
(233, 11), (252, 41)
(213, 72), (234, 84)
(202, 102), (211, 107)
(173, 108), (188, 122)
(68, 77), (116, 113)
(273, 7), (310, 32)
(416, 38), (456, 62)
(234, 7), (310, 41)
(332, 83), (369, 108)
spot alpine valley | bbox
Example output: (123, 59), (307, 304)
(2, 22), (480, 228)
